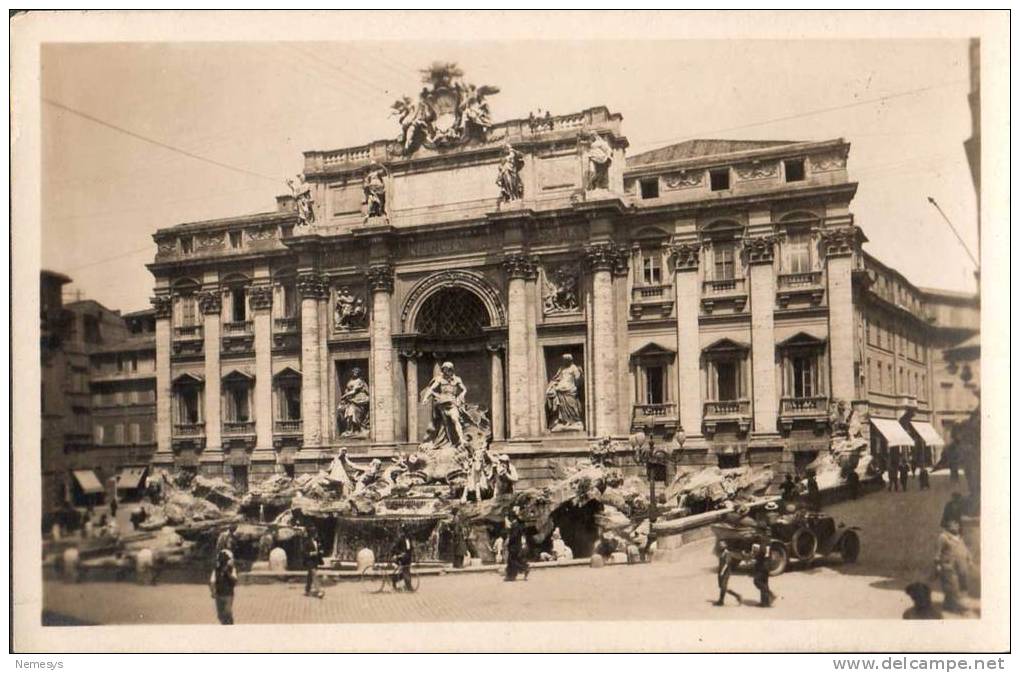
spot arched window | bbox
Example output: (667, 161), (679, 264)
(415, 288), (489, 339)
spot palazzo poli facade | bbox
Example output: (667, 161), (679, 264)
(147, 67), (947, 489)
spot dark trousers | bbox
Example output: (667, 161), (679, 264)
(392, 563), (413, 590)
(214, 595), (234, 624)
(888, 471), (899, 491)
(753, 574), (774, 607)
(716, 572), (741, 605)
(305, 567), (321, 595)
(505, 551), (529, 580)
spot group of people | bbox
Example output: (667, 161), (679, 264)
(778, 471), (822, 511)
(886, 458), (932, 492)
(714, 537), (777, 608)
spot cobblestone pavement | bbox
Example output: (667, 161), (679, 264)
(43, 473), (974, 624)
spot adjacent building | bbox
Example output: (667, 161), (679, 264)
(144, 67), (974, 491)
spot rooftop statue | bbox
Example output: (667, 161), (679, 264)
(581, 130), (612, 191)
(391, 62), (500, 154)
(286, 174), (316, 228)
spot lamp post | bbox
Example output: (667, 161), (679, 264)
(629, 427), (670, 526)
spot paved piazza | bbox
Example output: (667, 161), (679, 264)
(43, 474), (973, 625)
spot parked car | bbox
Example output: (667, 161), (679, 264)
(711, 505), (860, 576)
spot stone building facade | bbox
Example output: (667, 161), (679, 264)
(146, 82), (968, 490)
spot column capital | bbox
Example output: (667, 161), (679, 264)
(247, 284), (274, 311)
(583, 242), (622, 272)
(297, 272), (328, 299)
(502, 252), (537, 280)
(742, 234), (778, 265)
(667, 241), (701, 271)
(366, 264), (395, 293)
(150, 295), (172, 319)
(197, 290), (222, 315)
(819, 225), (864, 258)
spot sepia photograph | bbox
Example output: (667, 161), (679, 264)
(10, 10), (1009, 656)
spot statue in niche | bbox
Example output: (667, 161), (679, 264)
(582, 130), (612, 191)
(496, 143), (525, 204)
(287, 174), (316, 228)
(362, 166), (387, 220)
(542, 265), (580, 314)
(420, 361), (468, 449)
(333, 287), (367, 331)
(336, 367), (371, 437)
(545, 353), (585, 432)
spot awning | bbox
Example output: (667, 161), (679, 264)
(871, 418), (914, 447)
(116, 466), (148, 490)
(72, 470), (104, 495)
(911, 421), (946, 448)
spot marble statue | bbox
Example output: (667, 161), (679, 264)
(546, 353), (585, 431)
(496, 143), (525, 204)
(334, 287), (366, 331)
(583, 131), (612, 191)
(542, 265), (580, 314)
(363, 167), (387, 220)
(287, 175), (316, 228)
(420, 361), (468, 449)
(337, 368), (371, 437)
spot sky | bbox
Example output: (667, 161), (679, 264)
(41, 39), (979, 312)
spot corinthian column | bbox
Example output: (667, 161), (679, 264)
(297, 273), (326, 447)
(585, 243), (620, 436)
(670, 242), (703, 439)
(745, 235), (779, 434)
(488, 343), (506, 440)
(367, 264), (396, 443)
(822, 226), (862, 403)
(503, 253), (536, 439)
(249, 284), (274, 449)
(198, 290), (222, 451)
(151, 295), (174, 459)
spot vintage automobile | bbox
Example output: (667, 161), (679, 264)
(711, 504), (861, 576)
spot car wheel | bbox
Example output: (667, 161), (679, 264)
(840, 530), (861, 564)
(768, 543), (788, 576)
(791, 528), (818, 562)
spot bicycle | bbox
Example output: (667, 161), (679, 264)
(360, 561), (421, 594)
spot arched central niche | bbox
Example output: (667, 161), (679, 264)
(400, 269), (506, 333)
(415, 287), (489, 339)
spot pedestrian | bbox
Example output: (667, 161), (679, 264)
(110, 496), (118, 519)
(846, 470), (860, 500)
(451, 517), (469, 569)
(209, 549), (237, 625)
(941, 492), (966, 528)
(503, 515), (529, 582)
(779, 474), (798, 502)
(713, 541), (743, 606)
(902, 582), (942, 620)
(947, 445), (960, 483)
(934, 519), (971, 613)
(303, 528), (324, 598)
(887, 458), (899, 491)
(389, 525), (415, 592)
(215, 525), (237, 558)
(898, 462), (909, 491)
(751, 530), (776, 608)
(918, 467), (931, 490)
(805, 470), (821, 511)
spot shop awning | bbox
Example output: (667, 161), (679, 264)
(116, 466), (148, 490)
(72, 470), (104, 495)
(911, 421), (946, 448)
(871, 418), (914, 447)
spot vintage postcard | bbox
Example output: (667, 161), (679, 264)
(10, 10), (1010, 655)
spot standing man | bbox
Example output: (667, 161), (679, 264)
(713, 541), (743, 606)
(918, 466), (931, 490)
(846, 469), (861, 500)
(805, 470), (821, 511)
(389, 525), (415, 592)
(504, 514), (530, 582)
(209, 549), (238, 625)
(215, 525), (237, 558)
(779, 473), (799, 502)
(899, 461), (910, 491)
(751, 529), (777, 607)
(941, 492), (966, 528)
(303, 528), (324, 598)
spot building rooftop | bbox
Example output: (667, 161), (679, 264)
(90, 334), (156, 354)
(626, 139), (801, 168)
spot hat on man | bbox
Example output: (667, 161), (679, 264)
(499, 454), (510, 462)
(441, 361), (454, 371)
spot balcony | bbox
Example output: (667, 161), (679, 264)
(173, 423), (205, 437)
(223, 420), (256, 435)
(630, 284), (674, 317)
(631, 403), (678, 431)
(703, 399), (751, 435)
(174, 325), (203, 340)
(223, 320), (253, 335)
(777, 271), (824, 307)
(701, 278), (748, 314)
(274, 419), (303, 434)
(779, 395), (829, 431)
(274, 317), (300, 333)
(172, 325), (204, 358)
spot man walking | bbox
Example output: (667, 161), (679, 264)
(713, 541), (743, 606)
(389, 526), (415, 592)
(898, 461), (910, 491)
(209, 549), (238, 625)
(887, 460), (899, 492)
(751, 530), (776, 607)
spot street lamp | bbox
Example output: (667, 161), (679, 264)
(629, 427), (671, 526)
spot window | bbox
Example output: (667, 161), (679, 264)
(886, 364), (893, 393)
(229, 231), (242, 249)
(281, 281), (298, 318)
(866, 320), (873, 346)
(921, 374), (927, 399)
(898, 366), (904, 393)
(139, 422), (153, 444)
(713, 242), (736, 281)
(786, 231), (812, 273)
(645, 365), (666, 404)
(113, 424), (125, 445)
(224, 382), (251, 422)
(709, 168), (730, 191)
(784, 158), (805, 182)
(716, 360), (739, 401)
(277, 380), (302, 421)
(129, 423), (140, 445)
(176, 294), (198, 327)
(231, 287), (247, 322)
(94, 424), (104, 445)
(175, 386), (202, 425)
(875, 361), (882, 390)
(791, 355), (815, 398)
(181, 236), (193, 254)
(639, 177), (660, 200)
(283, 463), (296, 478)
(642, 254), (662, 286)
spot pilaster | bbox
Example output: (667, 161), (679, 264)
(367, 264), (396, 443)
(669, 242), (703, 439)
(297, 273), (326, 447)
(488, 344), (506, 440)
(503, 252), (536, 438)
(822, 226), (862, 402)
(745, 235), (779, 434)
(152, 295), (173, 458)
(198, 290), (222, 451)
(585, 242), (621, 436)
(249, 284), (274, 450)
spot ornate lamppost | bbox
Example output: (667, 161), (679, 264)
(629, 427), (685, 527)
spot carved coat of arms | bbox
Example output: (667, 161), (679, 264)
(391, 62), (500, 154)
